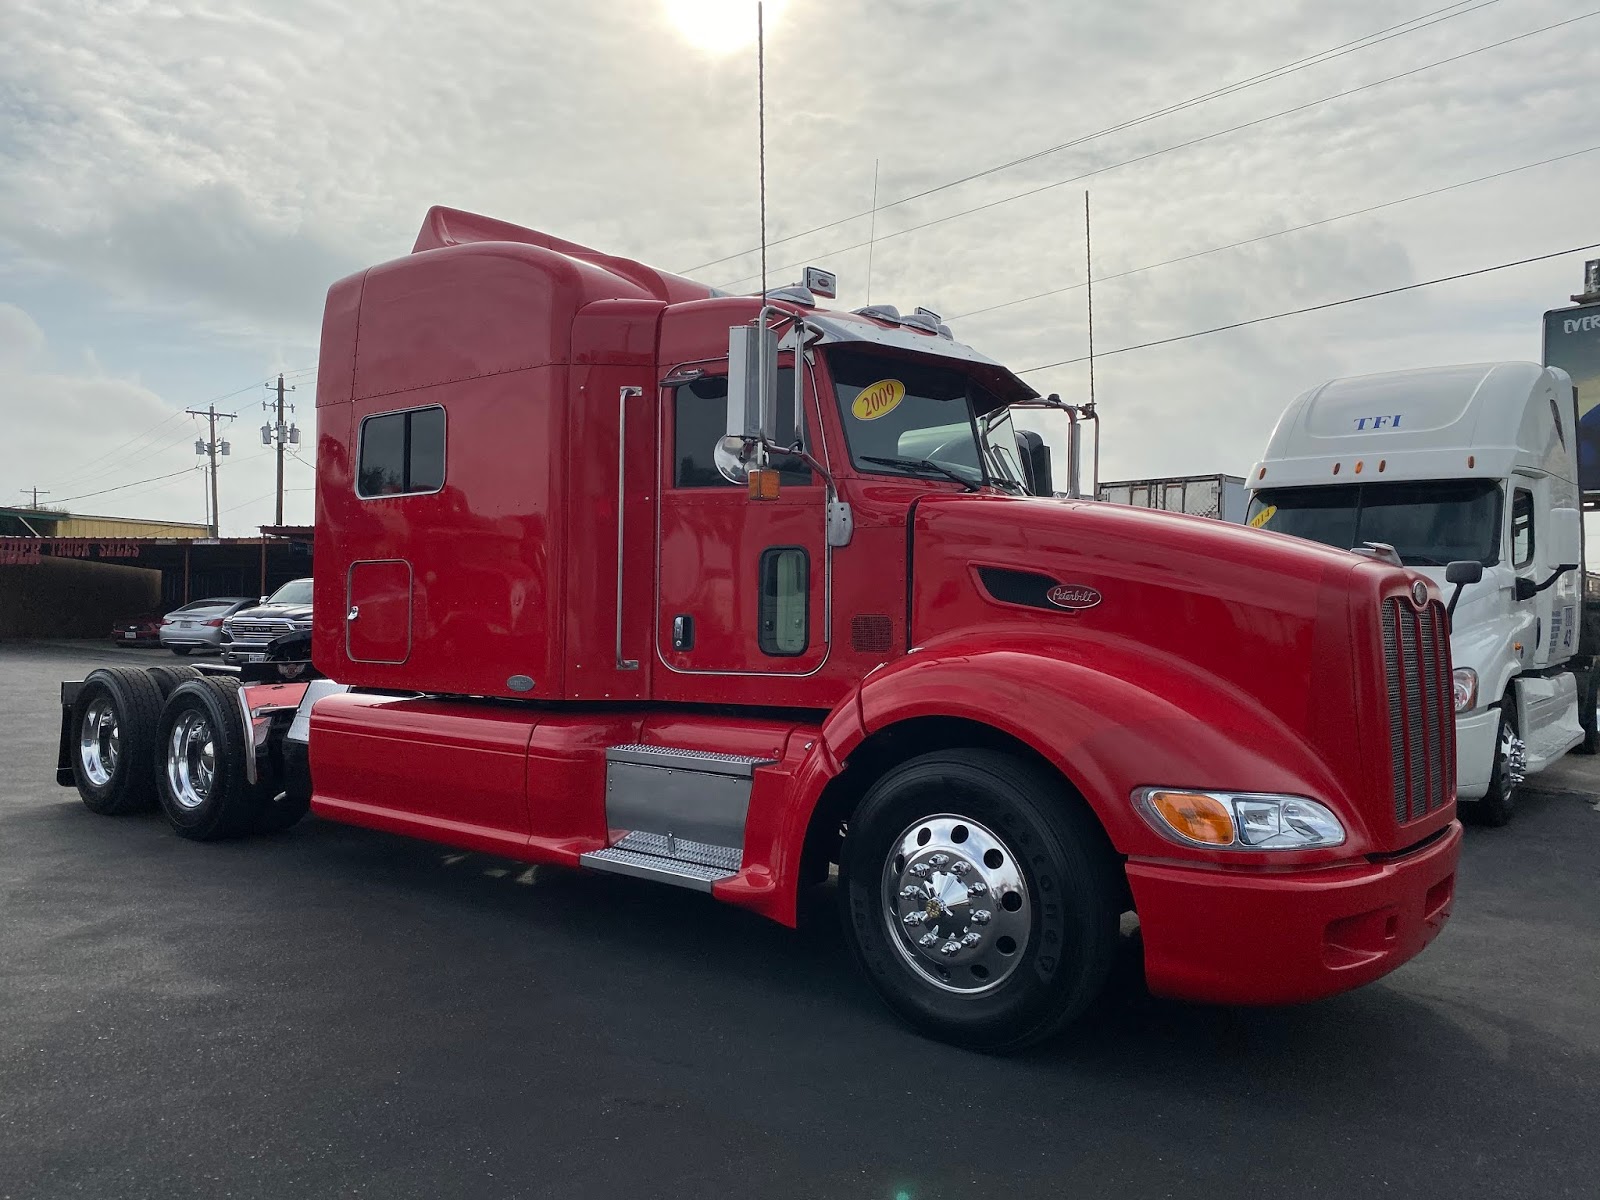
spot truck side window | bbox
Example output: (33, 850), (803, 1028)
(1511, 489), (1534, 568)
(672, 372), (811, 488)
(758, 547), (809, 656)
(358, 406), (445, 497)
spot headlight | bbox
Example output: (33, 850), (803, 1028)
(1133, 788), (1346, 850)
(292, 619), (313, 631)
(1452, 667), (1478, 713)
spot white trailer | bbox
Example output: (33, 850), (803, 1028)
(1246, 362), (1589, 825)
(1097, 474), (1247, 522)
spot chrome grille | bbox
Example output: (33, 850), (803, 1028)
(1382, 596), (1455, 823)
(227, 619), (294, 640)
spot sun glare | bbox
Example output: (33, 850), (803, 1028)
(664, 0), (787, 55)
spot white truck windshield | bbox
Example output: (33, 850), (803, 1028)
(829, 348), (1025, 491)
(1248, 480), (1502, 566)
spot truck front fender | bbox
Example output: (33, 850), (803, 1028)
(846, 630), (1357, 860)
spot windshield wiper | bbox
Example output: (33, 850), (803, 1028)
(1400, 554), (1447, 566)
(860, 456), (979, 492)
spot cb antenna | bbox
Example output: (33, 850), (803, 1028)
(758, 1), (767, 302)
(1084, 189), (1096, 416)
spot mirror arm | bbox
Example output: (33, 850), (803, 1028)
(1447, 583), (1467, 628)
(1533, 563), (1581, 594)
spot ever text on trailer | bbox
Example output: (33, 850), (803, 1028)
(56, 207), (1461, 1049)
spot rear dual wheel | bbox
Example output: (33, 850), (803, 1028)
(155, 677), (283, 840)
(839, 749), (1121, 1053)
(70, 668), (165, 815)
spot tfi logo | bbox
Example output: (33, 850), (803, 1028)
(1353, 414), (1402, 431)
(1565, 314), (1600, 334)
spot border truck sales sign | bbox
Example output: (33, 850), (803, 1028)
(0, 539), (144, 566)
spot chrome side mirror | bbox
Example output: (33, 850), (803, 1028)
(726, 323), (779, 446)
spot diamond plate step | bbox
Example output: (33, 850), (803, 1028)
(578, 831), (742, 893)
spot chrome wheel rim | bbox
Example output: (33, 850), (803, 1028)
(1500, 722), (1527, 792)
(881, 814), (1031, 995)
(166, 710), (216, 810)
(78, 697), (120, 787)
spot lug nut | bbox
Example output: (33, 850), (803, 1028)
(948, 861), (969, 876)
(899, 885), (924, 900)
(966, 881), (988, 896)
(910, 863), (931, 878)
(960, 932), (983, 947)
(939, 940), (962, 957)
(903, 911), (927, 926)
(928, 853), (950, 867)
(918, 931), (940, 948)
(970, 909), (991, 925)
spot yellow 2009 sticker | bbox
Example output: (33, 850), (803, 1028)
(1248, 504), (1277, 529)
(851, 379), (906, 421)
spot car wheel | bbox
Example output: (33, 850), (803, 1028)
(70, 667), (165, 815)
(838, 748), (1121, 1052)
(170, 646), (192, 656)
(155, 678), (272, 840)
(1463, 699), (1523, 827)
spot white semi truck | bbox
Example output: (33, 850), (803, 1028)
(1246, 362), (1591, 825)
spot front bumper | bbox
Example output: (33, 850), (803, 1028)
(161, 632), (222, 649)
(1126, 821), (1462, 1005)
(1454, 706), (1499, 801)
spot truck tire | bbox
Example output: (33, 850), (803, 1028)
(69, 667), (165, 815)
(838, 748), (1121, 1052)
(1463, 699), (1522, 828)
(146, 664), (202, 699)
(154, 677), (271, 840)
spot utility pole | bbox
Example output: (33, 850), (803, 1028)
(262, 374), (297, 527)
(186, 405), (235, 538)
(20, 487), (49, 509)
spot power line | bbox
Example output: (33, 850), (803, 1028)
(681, 0), (1504, 275)
(952, 143), (1600, 320)
(716, 9), (1599, 289)
(52, 466), (199, 506)
(1015, 241), (1600, 375)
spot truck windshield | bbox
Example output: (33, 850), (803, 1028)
(267, 579), (313, 606)
(829, 348), (1025, 491)
(1247, 480), (1502, 566)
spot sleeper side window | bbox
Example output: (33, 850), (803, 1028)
(358, 406), (446, 497)
(1511, 489), (1534, 568)
(672, 371), (811, 488)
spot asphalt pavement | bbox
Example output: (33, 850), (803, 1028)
(3, 641), (1598, 1199)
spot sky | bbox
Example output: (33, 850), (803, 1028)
(1, 0), (1597, 538)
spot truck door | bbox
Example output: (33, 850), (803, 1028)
(655, 364), (829, 680)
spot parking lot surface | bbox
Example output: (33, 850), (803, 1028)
(3, 641), (1599, 1199)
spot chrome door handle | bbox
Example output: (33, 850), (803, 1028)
(346, 605), (360, 621)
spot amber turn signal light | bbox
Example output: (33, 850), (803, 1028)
(748, 468), (781, 501)
(1146, 791), (1236, 845)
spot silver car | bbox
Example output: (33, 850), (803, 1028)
(159, 597), (256, 655)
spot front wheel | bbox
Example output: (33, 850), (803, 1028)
(838, 749), (1121, 1052)
(1463, 700), (1523, 827)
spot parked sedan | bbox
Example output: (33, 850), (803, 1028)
(109, 613), (164, 647)
(159, 597), (256, 655)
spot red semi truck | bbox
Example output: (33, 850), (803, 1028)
(56, 207), (1462, 1049)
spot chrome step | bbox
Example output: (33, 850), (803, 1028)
(579, 831), (742, 893)
(602, 744), (774, 848)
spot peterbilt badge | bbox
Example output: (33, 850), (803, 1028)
(1411, 580), (1428, 607)
(1047, 584), (1102, 611)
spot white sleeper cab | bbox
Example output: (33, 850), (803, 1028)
(1247, 362), (1591, 826)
